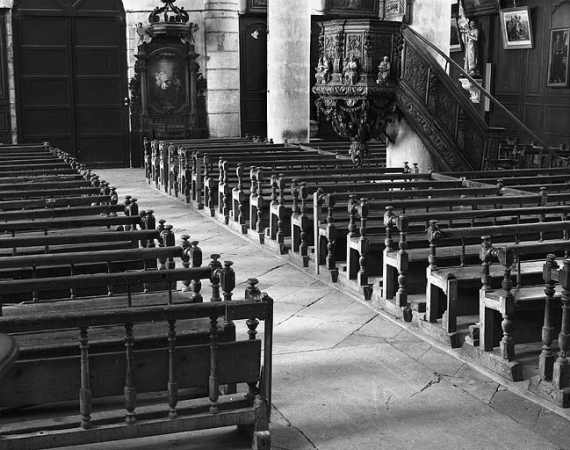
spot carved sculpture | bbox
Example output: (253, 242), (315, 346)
(315, 55), (332, 84)
(377, 56), (391, 85)
(461, 19), (480, 77)
(343, 54), (360, 85)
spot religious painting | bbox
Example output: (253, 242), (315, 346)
(547, 28), (570, 87)
(461, 0), (498, 17)
(450, 17), (463, 52)
(249, 0), (267, 11)
(327, 0), (379, 17)
(499, 6), (534, 50)
(147, 55), (187, 114)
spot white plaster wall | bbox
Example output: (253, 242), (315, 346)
(409, 0), (450, 67)
(386, 116), (436, 172)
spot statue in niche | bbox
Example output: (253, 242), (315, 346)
(315, 55), (332, 84)
(343, 54), (360, 85)
(461, 20), (481, 77)
(376, 56), (391, 85)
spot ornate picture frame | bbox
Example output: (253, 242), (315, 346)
(327, 0), (379, 17)
(450, 17), (463, 52)
(547, 28), (569, 88)
(461, 0), (499, 17)
(249, 0), (267, 12)
(499, 6), (534, 50)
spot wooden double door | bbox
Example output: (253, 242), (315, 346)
(13, 0), (130, 166)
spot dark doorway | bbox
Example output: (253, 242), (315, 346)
(239, 15), (267, 138)
(13, 0), (130, 166)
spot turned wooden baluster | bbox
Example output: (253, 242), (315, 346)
(427, 220), (440, 270)
(480, 236), (493, 292)
(276, 176), (287, 244)
(167, 320), (178, 419)
(209, 254), (222, 302)
(218, 260), (236, 397)
(326, 193), (336, 270)
(124, 323), (137, 424)
(222, 160), (231, 222)
(540, 254), (559, 381)
(164, 225), (176, 270)
(278, 173), (286, 207)
(143, 136), (151, 182)
(384, 206), (395, 250)
(190, 241), (203, 303)
(270, 175), (279, 206)
(236, 164), (245, 224)
(357, 198), (369, 285)
(256, 169), (264, 233)
(220, 260), (235, 303)
(152, 140), (160, 187)
(291, 179), (300, 215)
(498, 249), (516, 361)
(299, 182), (309, 258)
(180, 235), (192, 292)
(246, 314), (261, 404)
(245, 278), (261, 301)
(146, 210), (157, 246)
(396, 215), (410, 320)
(553, 259), (570, 389)
(348, 195), (358, 238)
(209, 316), (219, 414)
(250, 166), (258, 198)
(79, 327), (92, 429)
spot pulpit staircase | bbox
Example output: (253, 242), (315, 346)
(398, 26), (567, 171)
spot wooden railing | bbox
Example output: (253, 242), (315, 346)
(398, 26), (568, 171)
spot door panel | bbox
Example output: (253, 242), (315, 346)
(14, 0), (129, 166)
(240, 16), (267, 138)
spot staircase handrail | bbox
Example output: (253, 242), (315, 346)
(402, 25), (568, 165)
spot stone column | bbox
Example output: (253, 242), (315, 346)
(204, 0), (240, 137)
(267, 0), (310, 143)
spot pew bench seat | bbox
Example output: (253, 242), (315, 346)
(0, 298), (273, 450)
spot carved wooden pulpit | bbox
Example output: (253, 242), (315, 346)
(312, 19), (403, 165)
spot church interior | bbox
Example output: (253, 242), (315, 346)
(0, 0), (569, 449)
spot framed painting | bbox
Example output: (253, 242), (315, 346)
(327, 0), (379, 17)
(547, 28), (569, 87)
(147, 55), (188, 114)
(461, 0), (498, 17)
(450, 17), (463, 52)
(249, 0), (267, 12)
(499, 6), (534, 50)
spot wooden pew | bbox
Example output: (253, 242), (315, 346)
(528, 256), (570, 407)
(0, 268), (273, 450)
(425, 216), (570, 347)
(0, 228), (163, 257)
(310, 180), (497, 280)
(148, 139), (283, 193)
(226, 154), (389, 233)
(474, 233), (570, 381)
(248, 167), (413, 245)
(175, 145), (301, 206)
(378, 193), (557, 314)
